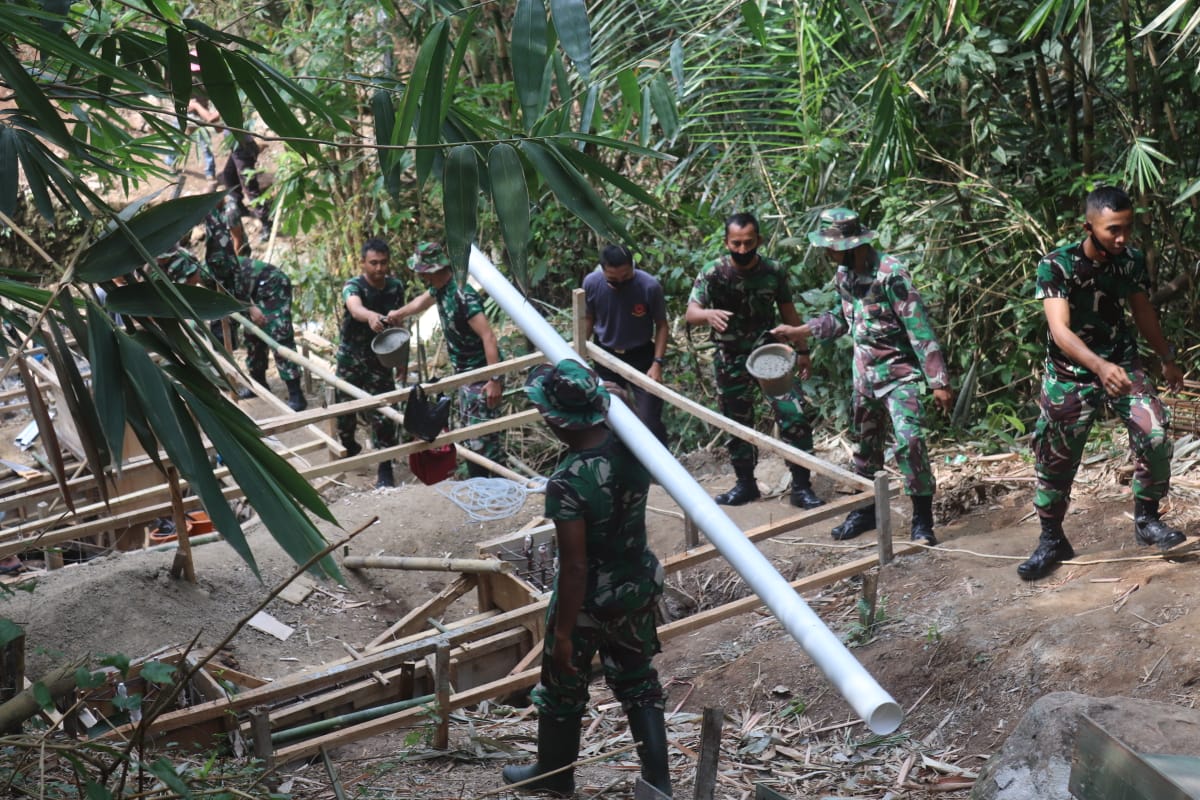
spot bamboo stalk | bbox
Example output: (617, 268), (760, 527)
(343, 555), (511, 574)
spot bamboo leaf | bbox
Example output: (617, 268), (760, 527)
(77, 192), (225, 282)
(740, 0), (767, 45)
(519, 139), (619, 241)
(670, 40), (685, 94)
(0, 36), (74, 151)
(372, 89), (402, 199)
(616, 68), (640, 107)
(488, 143), (531, 288)
(44, 312), (112, 500)
(164, 27), (191, 129)
(444, 145), (480, 285)
(513, 0), (549, 129)
(104, 284), (245, 320)
(415, 24), (451, 188)
(87, 304), (127, 466)
(193, 40), (244, 135)
(0, 127), (17, 217)
(550, 0), (592, 81)
(17, 355), (73, 512)
(648, 74), (679, 141)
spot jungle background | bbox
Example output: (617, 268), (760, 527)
(3, 0), (1200, 797)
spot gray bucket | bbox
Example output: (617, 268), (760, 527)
(371, 327), (411, 373)
(746, 343), (796, 396)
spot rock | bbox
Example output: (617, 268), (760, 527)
(972, 691), (1200, 799)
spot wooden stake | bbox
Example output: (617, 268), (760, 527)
(250, 705), (274, 769)
(572, 289), (588, 358)
(875, 471), (893, 566)
(167, 467), (196, 583)
(694, 707), (724, 800)
(434, 641), (450, 749)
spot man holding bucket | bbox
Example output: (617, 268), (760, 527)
(335, 238), (407, 488)
(392, 242), (507, 475)
(775, 208), (952, 545)
(684, 212), (824, 509)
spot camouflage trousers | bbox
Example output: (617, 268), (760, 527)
(244, 269), (300, 382)
(532, 593), (664, 719)
(457, 380), (505, 465)
(851, 382), (935, 497)
(1034, 370), (1172, 522)
(334, 353), (399, 449)
(715, 349), (814, 467)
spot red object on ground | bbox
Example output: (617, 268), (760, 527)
(409, 445), (456, 485)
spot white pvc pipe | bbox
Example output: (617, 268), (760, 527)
(469, 246), (903, 735)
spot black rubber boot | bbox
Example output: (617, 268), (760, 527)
(910, 495), (937, 545)
(831, 506), (876, 541)
(285, 378), (307, 412)
(340, 435), (362, 459)
(1133, 498), (1186, 552)
(1017, 519), (1075, 581)
(789, 466), (824, 510)
(375, 460), (394, 489)
(237, 368), (268, 399)
(466, 461), (492, 479)
(627, 706), (672, 797)
(502, 714), (581, 796)
(715, 462), (760, 506)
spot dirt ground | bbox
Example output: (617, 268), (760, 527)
(5, 377), (1200, 799)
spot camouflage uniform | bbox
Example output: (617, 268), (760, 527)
(687, 255), (814, 467)
(806, 253), (950, 496)
(534, 433), (665, 718)
(223, 258), (301, 382)
(204, 193), (248, 346)
(335, 274), (406, 449)
(1032, 243), (1172, 522)
(159, 248), (203, 283)
(428, 278), (506, 464)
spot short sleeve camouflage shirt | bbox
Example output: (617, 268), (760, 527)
(1035, 242), (1148, 381)
(544, 434), (661, 614)
(688, 255), (792, 354)
(431, 279), (499, 373)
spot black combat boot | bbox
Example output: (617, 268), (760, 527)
(285, 378), (307, 412)
(502, 714), (582, 796)
(339, 435), (362, 459)
(237, 368), (268, 399)
(1016, 518), (1075, 581)
(627, 706), (672, 797)
(1133, 498), (1186, 552)
(466, 461), (492, 479)
(375, 460), (395, 489)
(789, 466), (824, 510)
(715, 462), (760, 506)
(910, 495), (937, 545)
(831, 506), (876, 541)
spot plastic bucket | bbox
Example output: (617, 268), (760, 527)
(746, 343), (796, 396)
(371, 327), (411, 372)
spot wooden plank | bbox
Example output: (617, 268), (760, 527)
(1070, 715), (1196, 800)
(586, 343), (872, 489)
(660, 492), (880, 576)
(572, 289), (588, 358)
(278, 574), (316, 605)
(247, 612), (294, 641)
(658, 545), (918, 644)
(694, 707), (724, 800)
(367, 574), (477, 650)
(875, 471), (893, 566)
(477, 570), (541, 614)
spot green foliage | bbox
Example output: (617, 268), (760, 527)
(844, 593), (888, 647)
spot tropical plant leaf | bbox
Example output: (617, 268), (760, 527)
(488, 143), (531, 288)
(648, 74), (679, 141)
(76, 192), (224, 282)
(17, 354), (73, 511)
(193, 40), (244, 135)
(164, 27), (192, 128)
(0, 36), (74, 151)
(551, 0), (592, 81)
(443, 145), (480, 285)
(87, 305), (127, 466)
(415, 23), (451, 187)
(519, 139), (621, 241)
(104, 284), (244, 321)
(513, 0), (550, 128)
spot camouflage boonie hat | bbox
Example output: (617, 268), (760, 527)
(807, 207), (877, 251)
(408, 241), (452, 274)
(525, 359), (610, 430)
(157, 248), (201, 282)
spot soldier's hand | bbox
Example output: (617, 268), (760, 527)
(551, 639), (578, 676)
(1163, 362), (1184, 393)
(932, 387), (954, 415)
(484, 377), (502, 408)
(707, 308), (732, 333)
(796, 353), (812, 380)
(647, 361), (663, 383)
(1097, 361), (1132, 397)
(368, 313), (387, 333)
(249, 306), (266, 327)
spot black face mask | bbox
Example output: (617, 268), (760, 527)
(729, 248), (757, 266)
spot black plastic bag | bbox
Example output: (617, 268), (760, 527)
(404, 383), (451, 442)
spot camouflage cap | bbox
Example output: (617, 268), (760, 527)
(408, 241), (452, 274)
(525, 359), (610, 430)
(806, 207), (877, 251)
(157, 248), (201, 282)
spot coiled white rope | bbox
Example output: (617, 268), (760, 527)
(436, 477), (547, 521)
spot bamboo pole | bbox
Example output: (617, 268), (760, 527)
(167, 467), (196, 583)
(343, 555), (512, 574)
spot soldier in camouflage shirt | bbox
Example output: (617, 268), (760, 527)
(685, 212), (824, 510)
(337, 238), (408, 488)
(202, 192), (248, 353)
(501, 360), (670, 797)
(1015, 186), (1185, 581)
(222, 256), (306, 412)
(392, 242), (506, 474)
(777, 208), (953, 546)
